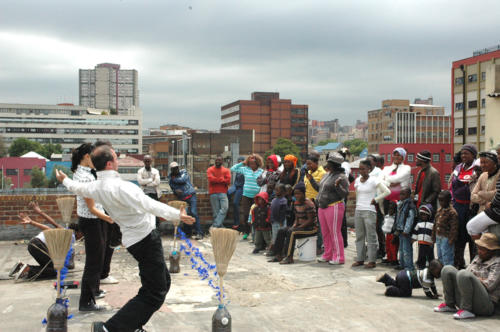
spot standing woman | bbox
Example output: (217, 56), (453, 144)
(279, 154), (299, 187)
(72, 143), (113, 311)
(450, 144), (478, 269)
(316, 153), (349, 265)
(231, 154), (264, 239)
(352, 160), (390, 268)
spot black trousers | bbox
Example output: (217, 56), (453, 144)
(416, 243), (434, 269)
(382, 270), (412, 297)
(375, 204), (385, 256)
(79, 217), (107, 306)
(27, 237), (57, 279)
(105, 230), (170, 332)
(274, 226), (318, 258)
(101, 222), (120, 280)
(240, 196), (253, 235)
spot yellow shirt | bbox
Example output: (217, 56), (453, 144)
(304, 166), (326, 200)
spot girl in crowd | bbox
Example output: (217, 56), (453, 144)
(279, 154), (299, 187)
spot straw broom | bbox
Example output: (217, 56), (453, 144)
(210, 228), (238, 304)
(56, 196), (75, 226)
(167, 200), (187, 250)
(43, 229), (73, 297)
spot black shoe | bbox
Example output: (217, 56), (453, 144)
(92, 321), (106, 332)
(95, 290), (106, 299)
(252, 248), (261, 254)
(80, 303), (105, 312)
(376, 273), (389, 284)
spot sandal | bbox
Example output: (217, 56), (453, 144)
(351, 261), (364, 267)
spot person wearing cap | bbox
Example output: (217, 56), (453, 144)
(137, 155), (161, 228)
(434, 233), (500, 319)
(450, 144), (478, 269)
(380, 147), (412, 203)
(228, 156), (246, 229)
(168, 161), (202, 239)
(207, 155), (231, 228)
(316, 152), (349, 265)
(413, 150), (441, 211)
(412, 204), (435, 269)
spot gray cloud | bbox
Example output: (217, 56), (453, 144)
(1, 0), (500, 130)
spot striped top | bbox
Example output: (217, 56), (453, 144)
(73, 165), (104, 219)
(293, 198), (317, 228)
(230, 162), (264, 198)
(412, 219), (433, 245)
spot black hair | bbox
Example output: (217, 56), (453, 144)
(360, 159), (372, 169)
(307, 153), (319, 164)
(429, 259), (444, 277)
(453, 151), (462, 164)
(438, 190), (452, 201)
(275, 183), (285, 192)
(71, 143), (95, 172)
(95, 140), (112, 147)
(91, 145), (114, 171)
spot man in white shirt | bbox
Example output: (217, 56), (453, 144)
(137, 155), (162, 229)
(56, 145), (194, 332)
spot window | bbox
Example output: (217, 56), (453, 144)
(23, 169), (32, 176)
(445, 154), (451, 162)
(482, 98), (486, 108)
(468, 100), (477, 109)
(481, 126), (485, 135)
(481, 72), (486, 81)
(455, 77), (464, 85)
(444, 174), (451, 183)
(387, 154), (391, 162)
(455, 128), (464, 136)
(455, 102), (463, 111)
(433, 153), (440, 162)
(468, 74), (477, 82)
(6, 169), (17, 175)
(407, 153), (414, 162)
(468, 127), (477, 135)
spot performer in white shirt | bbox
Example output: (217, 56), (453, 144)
(56, 145), (194, 332)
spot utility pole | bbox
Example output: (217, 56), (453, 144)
(460, 64), (467, 145)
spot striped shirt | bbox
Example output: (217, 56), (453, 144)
(230, 162), (263, 198)
(293, 198), (317, 228)
(412, 219), (433, 245)
(73, 165), (104, 219)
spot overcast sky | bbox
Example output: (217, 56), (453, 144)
(1, 0), (499, 130)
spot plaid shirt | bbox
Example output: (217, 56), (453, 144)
(467, 255), (500, 303)
(431, 207), (458, 243)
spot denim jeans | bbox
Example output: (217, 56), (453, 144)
(436, 235), (454, 266)
(210, 193), (229, 228)
(181, 194), (202, 236)
(398, 234), (414, 270)
(105, 230), (171, 332)
(232, 188), (243, 226)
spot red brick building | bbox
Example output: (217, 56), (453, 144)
(0, 157), (46, 189)
(221, 92), (308, 159)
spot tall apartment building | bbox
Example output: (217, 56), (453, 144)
(451, 46), (500, 152)
(79, 63), (139, 115)
(221, 92), (308, 159)
(367, 99), (450, 153)
(0, 103), (142, 154)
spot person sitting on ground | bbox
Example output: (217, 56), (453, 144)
(250, 192), (271, 254)
(269, 182), (318, 264)
(412, 204), (435, 269)
(12, 201), (81, 281)
(431, 190), (458, 266)
(376, 259), (442, 298)
(393, 187), (416, 271)
(434, 233), (500, 320)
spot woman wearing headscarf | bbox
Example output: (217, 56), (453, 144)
(316, 153), (349, 265)
(279, 154), (299, 187)
(257, 154), (281, 194)
(451, 144), (478, 269)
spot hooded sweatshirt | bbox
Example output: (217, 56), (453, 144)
(252, 192), (271, 230)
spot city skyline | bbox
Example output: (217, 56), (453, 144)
(1, 1), (500, 130)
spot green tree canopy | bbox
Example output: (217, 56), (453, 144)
(0, 135), (7, 158)
(264, 138), (302, 165)
(30, 166), (48, 188)
(8, 138), (62, 158)
(48, 164), (73, 188)
(314, 139), (338, 147)
(343, 139), (368, 156)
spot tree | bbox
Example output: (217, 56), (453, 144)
(30, 166), (48, 188)
(39, 143), (62, 159)
(264, 138), (302, 165)
(8, 138), (42, 157)
(47, 164), (73, 188)
(0, 135), (6, 157)
(314, 139), (338, 147)
(343, 139), (368, 156)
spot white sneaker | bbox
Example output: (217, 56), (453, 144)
(453, 309), (476, 319)
(328, 261), (344, 265)
(100, 276), (119, 284)
(317, 257), (328, 263)
(433, 302), (457, 313)
(8, 262), (23, 277)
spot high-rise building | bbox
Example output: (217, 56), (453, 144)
(79, 63), (139, 115)
(451, 45), (500, 152)
(220, 92), (308, 159)
(367, 99), (450, 153)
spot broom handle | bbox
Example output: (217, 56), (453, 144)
(56, 269), (61, 298)
(219, 277), (224, 305)
(173, 226), (177, 250)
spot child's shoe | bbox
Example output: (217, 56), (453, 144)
(453, 309), (475, 319)
(433, 303), (457, 313)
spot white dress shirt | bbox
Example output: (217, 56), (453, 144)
(137, 167), (161, 196)
(63, 170), (180, 247)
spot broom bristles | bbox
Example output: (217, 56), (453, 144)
(43, 229), (73, 271)
(56, 196), (75, 223)
(209, 228), (238, 278)
(167, 200), (187, 227)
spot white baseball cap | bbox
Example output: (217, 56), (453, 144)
(169, 161), (179, 168)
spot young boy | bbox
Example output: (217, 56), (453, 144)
(270, 184), (288, 251)
(394, 187), (416, 270)
(412, 204), (435, 269)
(376, 259), (443, 298)
(251, 192), (272, 254)
(382, 201), (398, 265)
(432, 190), (458, 266)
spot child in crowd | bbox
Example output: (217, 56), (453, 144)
(432, 190), (458, 266)
(376, 259), (443, 298)
(284, 184), (295, 227)
(394, 187), (416, 271)
(269, 184), (288, 254)
(250, 192), (272, 254)
(381, 201), (398, 265)
(412, 204), (435, 269)
(266, 182), (276, 201)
